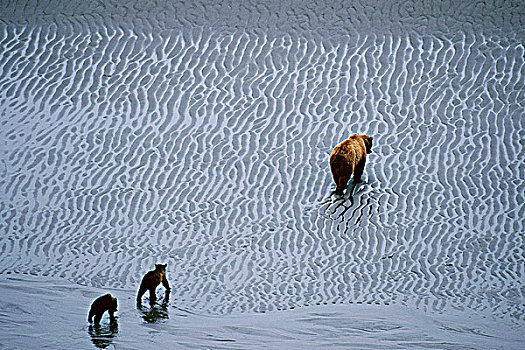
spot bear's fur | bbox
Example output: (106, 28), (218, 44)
(137, 263), (170, 305)
(329, 134), (373, 195)
(88, 293), (117, 325)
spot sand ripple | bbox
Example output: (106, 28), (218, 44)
(0, 0), (523, 324)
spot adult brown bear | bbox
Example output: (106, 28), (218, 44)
(137, 263), (171, 306)
(329, 134), (373, 195)
(88, 294), (117, 325)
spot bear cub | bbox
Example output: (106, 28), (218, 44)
(330, 134), (373, 195)
(137, 263), (171, 306)
(88, 293), (117, 325)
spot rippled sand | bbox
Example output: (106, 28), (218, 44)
(0, 0), (524, 348)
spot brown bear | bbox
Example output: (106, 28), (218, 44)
(137, 263), (171, 306)
(88, 293), (117, 325)
(329, 134), (373, 195)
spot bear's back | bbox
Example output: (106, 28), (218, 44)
(332, 137), (363, 157)
(92, 294), (116, 311)
(142, 268), (164, 286)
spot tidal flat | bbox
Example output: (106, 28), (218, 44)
(0, 0), (523, 349)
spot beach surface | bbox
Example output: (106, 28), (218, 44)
(1, 275), (522, 349)
(0, 0), (524, 348)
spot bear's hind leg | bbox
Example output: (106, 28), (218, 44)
(137, 286), (146, 305)
(353, 159), (366, 183)
(149, 287), (157, 303)
(335, 171), (351, 195)
(94, 312), (103, 325)
(330, 167), (341, 195)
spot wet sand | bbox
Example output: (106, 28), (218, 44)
(1, 275), (522, 349)
(0, 0), (524, 348)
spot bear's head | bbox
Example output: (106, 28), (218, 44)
(362, 135), (373, 154)
(111, 296), (118, 311)
(155, 263), (167, 272)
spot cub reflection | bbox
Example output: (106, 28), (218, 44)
(88, 320), (118, 349)
(137, 290), (170, 323)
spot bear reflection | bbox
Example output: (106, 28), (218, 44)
(88, 320), (118, 349)
(137, 290), (170, 323)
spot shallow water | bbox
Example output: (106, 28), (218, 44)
(0, 275), (522, 349)
(0, 0), (524, 349)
